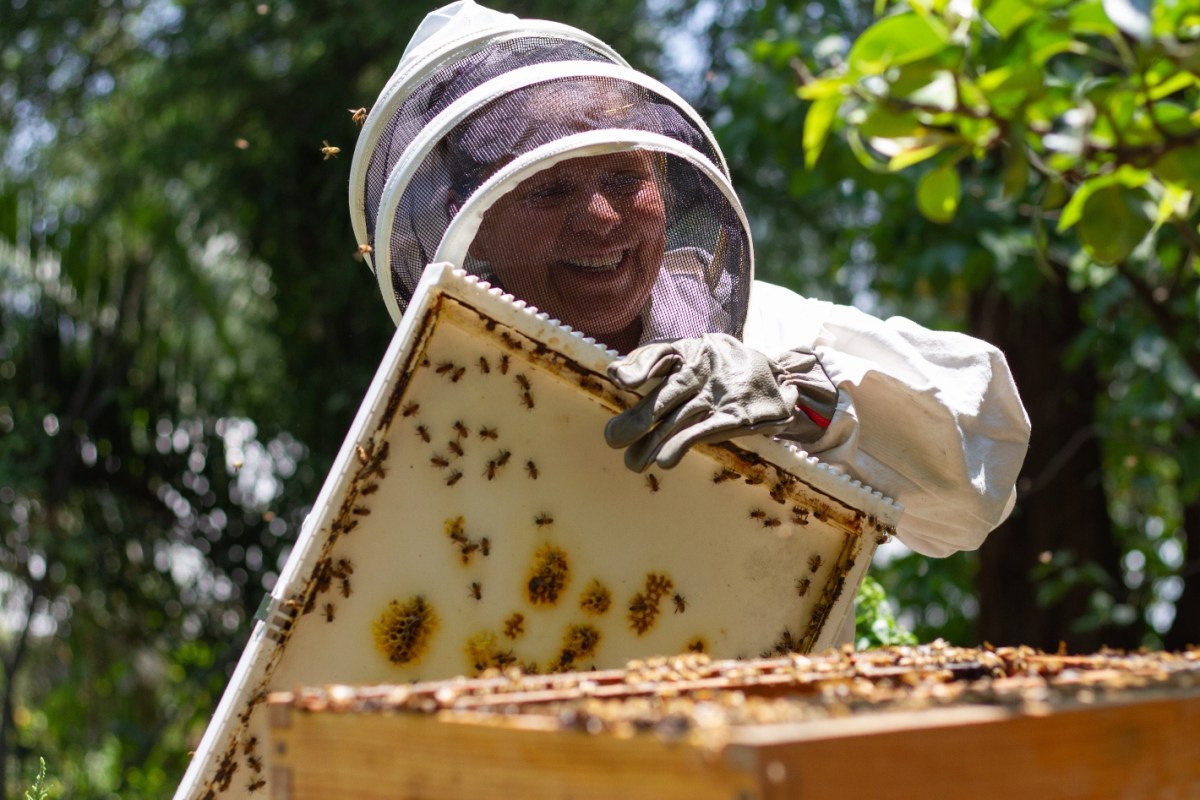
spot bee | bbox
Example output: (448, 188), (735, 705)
(763, 517), (782, 528)
(248, 779), (266, 793)
(525, 460), (539, 479)
(324, 603), (335, 622)
(515, 374), (531, 391)
(341, 577), (352, 598)
(447, 440), (464, 458)
(469, 581), (482, 601)
(453, 420), (469, 440)
(808, 554), (823, 572)
(335, 558), (354, 577)
(479, 426), (498, 441)
(247, 754), (263, 772)
(791, 507), (810, 525)
(351, 505), (370, 516)
(360, 482), (379, 495)
(478, 356), (490, 374)
(795, 577), (811, 597)
(242, 736), (258, 756)
(431, 454), (450, 469)
(415, 424), (431, 443)
(402, 402), (420, 417)
(499, 354), (510, 374)
(450, 366), (466, 382)
(320, 140), (340, 160)
(521, 391), (535, 409)
(355, 444), (369, 464)
(495, 450), (511, 467)
(436, 361), (455, 375)
(348, 106), (367, 125)
(355, 243), (373, 258)
(749, 509), (767, 520)
(446, 470), (462, 486)
(645, 474), (660, 493)
(769, 482), (788, 504)
(460, 542), (480, 563)
(672, 593), (688, 614)
(744, 474), (765, 485)
(712, 469), (739, 484)
(535, 513), (553, 528)
(480, 537), (491, 556)
(579, 375), (603, 393)
(484, 461), (497, 481)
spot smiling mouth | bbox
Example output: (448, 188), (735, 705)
(561, 250), (627, 273)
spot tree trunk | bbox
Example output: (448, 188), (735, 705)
(969, 279), (1138, 651)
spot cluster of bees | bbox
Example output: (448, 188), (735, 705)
(627, 572), (678, 636)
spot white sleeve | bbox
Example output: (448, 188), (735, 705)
(743, 281), (1030, 557)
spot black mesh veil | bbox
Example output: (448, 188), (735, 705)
(353, 1), (753, 353)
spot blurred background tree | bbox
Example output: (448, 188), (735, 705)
(1, 0), (1196, 796)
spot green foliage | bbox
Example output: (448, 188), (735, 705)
(24, 758), (48, 800)
(855, 574), (919, 649)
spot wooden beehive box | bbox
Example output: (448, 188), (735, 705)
(267, 644), (1200, 800)
(174, 265), (901, 800)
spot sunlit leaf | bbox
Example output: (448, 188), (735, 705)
(1077, 183), (1154, 263)
(917, 162), (962, 222)
(1058, 167), (1151, 231)
(887, 142), (947, 170)
(803, 94), (843, 168)
(847, 12), (950, 77)
(981, 0), (1040, 38)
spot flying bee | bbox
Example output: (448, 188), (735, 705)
(495, 450), (511, 467)
(324, 603), (335, 622)
(436, 361), (455, 375)
(320, 139), (340, 159)
(499, 354), (510, 374)
(645, 474), (660, 493)
(477, 356), (490, 374)
(453, 420), (469, 440)
(713, 469), (739, 484)
(450, 366), (466, 382)
(446, 470), (463, 487)
(672, 593), (688, 614)
(479, 426), (498, 441)
(341, 577), (352, 598)
(348, 106), (367, 125)
(402, 402), (420, 417)
(535, 513), (553, 528)
(525, 460), (538, 479)
(515, 374), (531, 391)
(480, 537), (491, 556)
(520, 391), (535, 409)
(795, 577), (811, 597)
(749, 509), (767, 520)
(415, 424), (431, 443)
(447, 440), (464, 458)
(431, 454), (450, 469)
(469, 581), (482, 601)
(808, 554), (823, 572)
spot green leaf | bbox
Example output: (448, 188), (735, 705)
(847, 12), (950, 77)
(1002, 138), (1030, 198)
(797, 75), (848, 101)
(1057, 167), (1151, 232)
(982, 0), (1041, 38)
(889, 143), (946, 170)
(917, 163), (962, 223)
(803, 94), (843, 169)
(1077, 184), (1154, 264)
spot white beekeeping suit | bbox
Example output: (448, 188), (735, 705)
(349, 0), (1031, 562)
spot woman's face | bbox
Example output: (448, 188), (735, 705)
(469, 151), (666, 350)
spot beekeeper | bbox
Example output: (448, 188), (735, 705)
(348, 0), (1031, 560)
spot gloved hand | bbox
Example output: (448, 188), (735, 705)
(604, 333), (838, 472)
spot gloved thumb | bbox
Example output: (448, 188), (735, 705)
(607, 343), (682, 389)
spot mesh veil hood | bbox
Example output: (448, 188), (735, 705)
(348, 0), (754, 351)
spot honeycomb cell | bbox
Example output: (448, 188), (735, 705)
(373, 596), (438, 666)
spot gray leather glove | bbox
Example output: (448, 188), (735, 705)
(604, 333), (838, 472)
